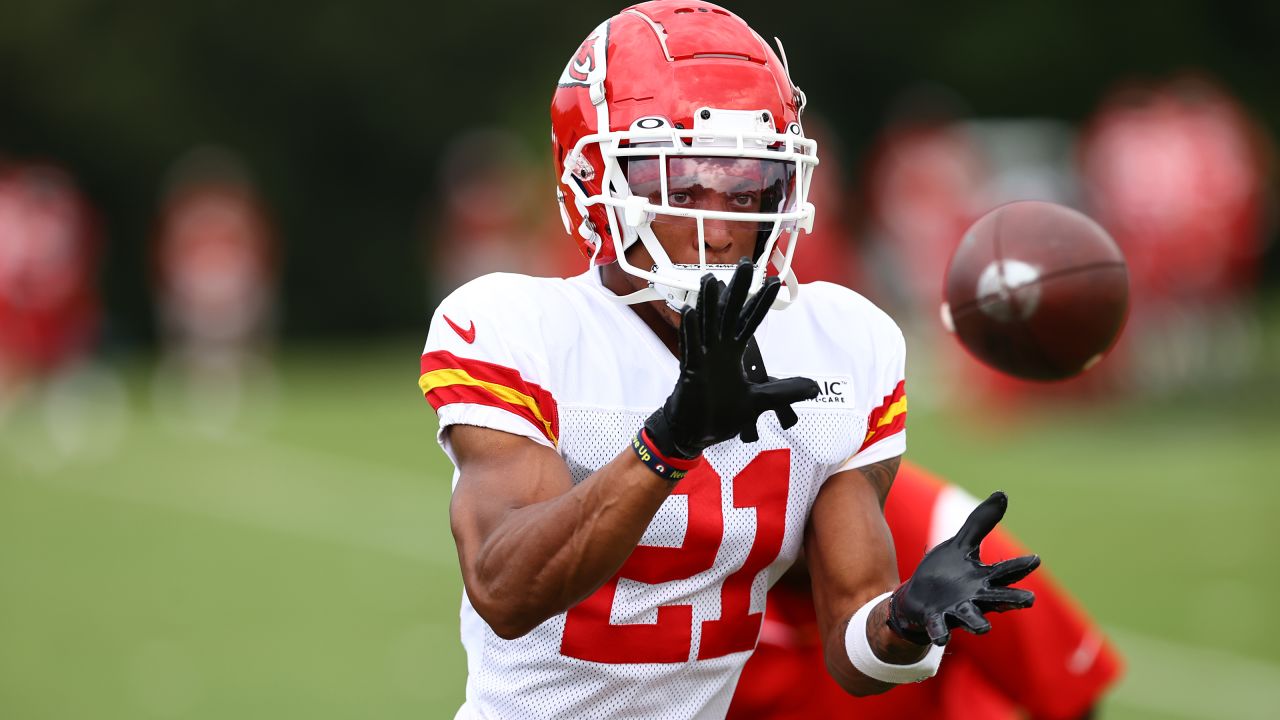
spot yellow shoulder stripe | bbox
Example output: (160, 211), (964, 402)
(419, 367), (557, 445)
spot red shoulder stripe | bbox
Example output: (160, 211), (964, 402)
(419, 351), (559, 445)
(860, 379), (906, 452)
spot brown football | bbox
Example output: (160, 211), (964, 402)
(941, 201), (1129, 381)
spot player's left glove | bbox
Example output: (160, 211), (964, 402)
(887, 491), (1040, 646)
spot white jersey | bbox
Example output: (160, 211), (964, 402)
(419, 269), (907, 720)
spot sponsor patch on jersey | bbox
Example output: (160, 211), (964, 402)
(795, 375), (854, 406)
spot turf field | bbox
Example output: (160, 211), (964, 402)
(2, 311), (1279, 719)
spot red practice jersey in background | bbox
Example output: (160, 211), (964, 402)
(727, 461), (1122, 720)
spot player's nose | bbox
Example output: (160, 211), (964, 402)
(703, 227), (732, 254)
(699, 217), (739, 260)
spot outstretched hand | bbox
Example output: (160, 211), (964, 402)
(645, 259), (819, 459)
(888, 491), (1040, 646)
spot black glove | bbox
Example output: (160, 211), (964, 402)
(887, 491), (1040, 646)
(644, 259), (820, 460)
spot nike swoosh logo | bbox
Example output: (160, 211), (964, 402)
(443, 315), (476, 344)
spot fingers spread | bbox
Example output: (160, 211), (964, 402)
(736, 275), (781, 344)
(721, 259), (754, 338)
(988, 554), (1041, 586)
(739, 422), (760, 444)
(954, 491), (1008, 550)
(773, 404), (800, 430)
(679, 306), (703, 372)
(974, 587), (1036, 613)
(698, 272), (723, 340)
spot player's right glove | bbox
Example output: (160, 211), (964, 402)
(644, 259), (820, 460)
(887, 491), (1041, 646)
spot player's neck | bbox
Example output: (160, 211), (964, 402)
(598, 264), (680, 356)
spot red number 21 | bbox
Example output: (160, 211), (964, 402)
(560, 449), (791, 663)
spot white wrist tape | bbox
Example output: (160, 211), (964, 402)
(844, 591), (945, 684)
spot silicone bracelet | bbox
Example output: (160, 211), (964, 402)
(631, 428), (700, 482)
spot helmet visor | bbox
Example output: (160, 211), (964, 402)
(624, 156), (797, 259)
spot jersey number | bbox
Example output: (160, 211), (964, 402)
(560, 449), (791, 663)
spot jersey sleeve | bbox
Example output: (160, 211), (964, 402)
(419, 274), (560, 456)
(835, 301), (907, 472)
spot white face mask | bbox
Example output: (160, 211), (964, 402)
(560, 108), (818, 310)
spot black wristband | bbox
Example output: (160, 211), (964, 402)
(631, 428), (701, 483)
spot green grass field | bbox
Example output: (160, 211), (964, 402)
(2, 316), (1279, 719)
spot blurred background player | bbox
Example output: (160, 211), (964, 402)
(424, 129), (541, 299)
(858, 87), (990, 325)
(0, 163), (102, 396)
(150, 146), (280, 435)
(0, 161), (127, 467)
(855, 77), (1275, 410)
(1080, 73), (1274, 395)
(727, 461), (1122, 720)
(856, 89), (992, 409)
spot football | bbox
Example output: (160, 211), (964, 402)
(941, 200), (1129, 381)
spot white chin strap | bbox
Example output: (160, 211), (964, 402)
(650, 264), (763, 311)
(610, 258), (797, 312)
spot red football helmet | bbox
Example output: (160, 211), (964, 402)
(551, 0), (818, 308)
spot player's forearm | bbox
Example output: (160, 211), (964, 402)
(463, 450), (673, 639)
(825, 598), (931, 696)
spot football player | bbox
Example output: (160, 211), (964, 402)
(727, 461), (1122, 720)
(149, 147), (278, 432)
(0, 164), (101, 398)
(419, 3), (1039, 718)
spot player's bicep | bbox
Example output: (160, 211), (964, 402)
(447, 424), (574, 576)
(804, 456), (903, 641)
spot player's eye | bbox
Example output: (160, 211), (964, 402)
(731, 192), (757, 209)
(668, 191), (692, 205)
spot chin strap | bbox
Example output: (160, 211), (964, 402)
(654, 264), (761, 311)
(608, 263), (790, 313)
(609, 286), (663, 305)
(770, 248), (800, 308)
